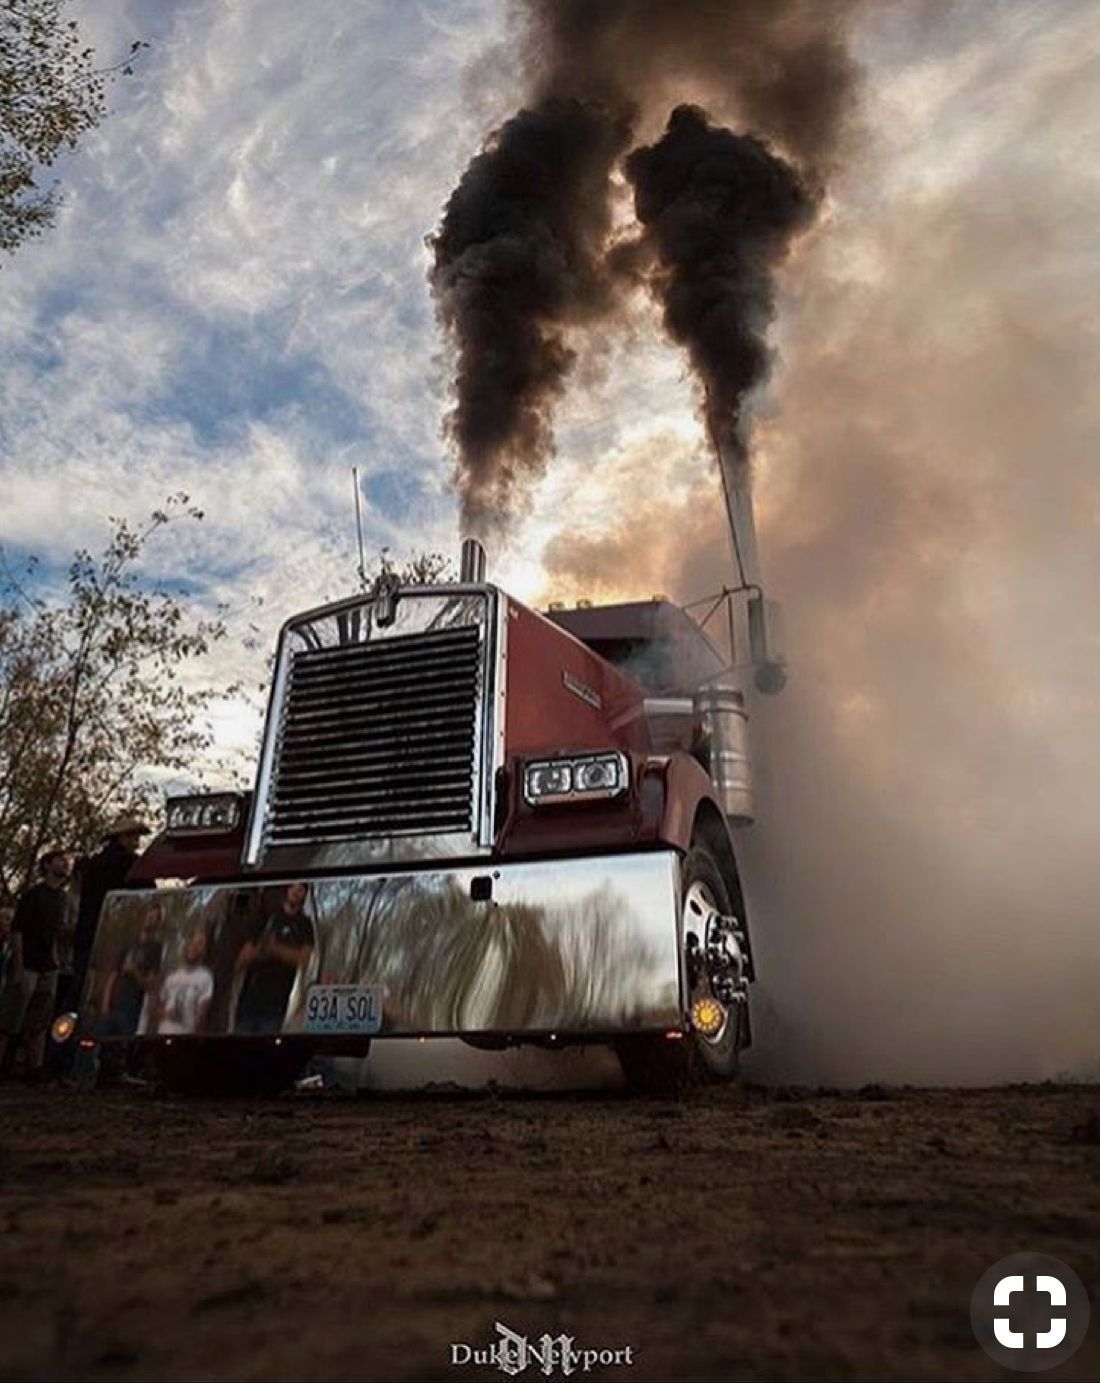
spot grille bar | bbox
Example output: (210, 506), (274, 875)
(262, 623), (483, 848)
(290, 627), (475, 672)
(276, 753), (473, 785)
(273, 719), (473, 752)
(283, 689), (477, 730)
(287, 658), (478, 693)
(272, 770), (474, 805)
(284, 674), (478, 710)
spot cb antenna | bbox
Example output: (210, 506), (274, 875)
(352, 466), (367, 590)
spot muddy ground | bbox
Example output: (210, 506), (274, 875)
(0, 1081), (1097, 1382)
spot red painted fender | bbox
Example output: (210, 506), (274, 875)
(639, 752), (730, 853)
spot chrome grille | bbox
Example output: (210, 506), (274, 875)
(263, 625), (482, 846)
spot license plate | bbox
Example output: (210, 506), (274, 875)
(304, 984), (383, 1034)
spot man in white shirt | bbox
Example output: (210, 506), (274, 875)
(156, 931), (213, 1036)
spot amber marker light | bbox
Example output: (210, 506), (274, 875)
(690, 997), (725, 1038)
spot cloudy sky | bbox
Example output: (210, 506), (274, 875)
(2, 1), (1094, 739)
(2, 0), (507, 759)
(3, 1), (1099, 1080)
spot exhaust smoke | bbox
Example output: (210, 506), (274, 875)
(537, 6), (1100, 1085)
(623, 103), (815, 476)
(431, 0), (858, 537)
(430, 97), (632, 538)
(434, 6), (1100, 1088)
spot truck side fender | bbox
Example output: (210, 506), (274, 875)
(641, 752), (754, 976)
(641, 752), (729, 854)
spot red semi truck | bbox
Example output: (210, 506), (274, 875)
(64, 535), (783, 1095)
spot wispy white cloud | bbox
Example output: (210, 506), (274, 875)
(2, 1), (503, 537)
(1, 0), (503, 763)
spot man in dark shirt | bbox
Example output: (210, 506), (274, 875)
(0, 850), (72, 1079)
(72, 814), (149, 1001)
(100, 901), (165, 1037)
(234, 883), (315, 1035)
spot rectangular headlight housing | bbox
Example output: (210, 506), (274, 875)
(523, 752), (628, 806)
(165, 793), (243, 835)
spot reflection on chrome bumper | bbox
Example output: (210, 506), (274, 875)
(83, 852), (684, 1039)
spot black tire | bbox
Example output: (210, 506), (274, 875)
(151, 1040), (314, 1097)
(616, 845), (748, 1095)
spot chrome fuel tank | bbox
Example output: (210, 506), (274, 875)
(694, 684), (754, 824)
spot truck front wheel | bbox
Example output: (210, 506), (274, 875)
(151, 1040), (314, 1097)
(616, 845), (749, 1095)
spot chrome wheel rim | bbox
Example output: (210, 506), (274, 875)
(683, 879), (731, 1047)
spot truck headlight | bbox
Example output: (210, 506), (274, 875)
(524, 761), (573, 803)
(165, 793), (243, 835)
(523, 753), (628, 806)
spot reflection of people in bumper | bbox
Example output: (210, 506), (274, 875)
(234, 884), (314, 1035)
(156, 931), (214, 1036)
(209, 891), (257, 1033)
(100, 902), (164, 1037)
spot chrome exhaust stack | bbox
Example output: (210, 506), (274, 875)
(460, 537), (486, 584)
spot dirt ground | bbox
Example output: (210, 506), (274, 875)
(0, 1079), (1097, 1382)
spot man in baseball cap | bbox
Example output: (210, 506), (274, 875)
(71, 814), (150, 1009)
(102, 814), (151, 845)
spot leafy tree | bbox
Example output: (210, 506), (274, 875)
(1, 0), (146, 256)
(0, 496), (232, 895)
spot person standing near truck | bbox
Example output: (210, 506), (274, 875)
(72, 815), (149, 1001)
(0, 850), (72, 1081)
(234, 883), (315, 1035)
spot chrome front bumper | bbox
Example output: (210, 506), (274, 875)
(81, 851), (684, 1040)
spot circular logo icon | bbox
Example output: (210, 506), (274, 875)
(972, 1253), (1090, 1372)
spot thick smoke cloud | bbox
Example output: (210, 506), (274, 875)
(625, 105), (815, 464)
(431, 0), (857, 536)
(521, 0), (857, 173)
(539, 3), (1100, 1084)
(429, 99), (631, 535)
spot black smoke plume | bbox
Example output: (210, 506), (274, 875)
(521, 0), (856, 175)
(430, 98), (632, 537)
(625, 104), (816, 465)
(432, 1), (858, 535)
